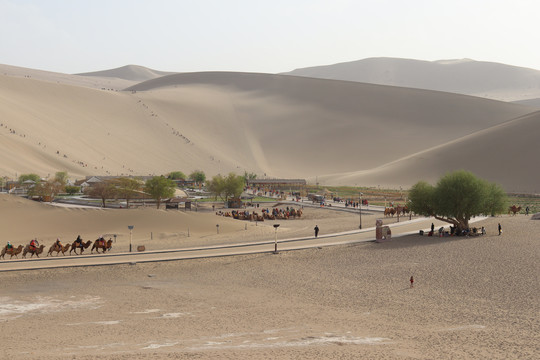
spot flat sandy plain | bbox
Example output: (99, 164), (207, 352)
(1, 196), (538, 359)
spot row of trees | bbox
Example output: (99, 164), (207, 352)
(168, 170), (206, 187)
(12, 170), (508, 225)
(88, 171), (251, 208)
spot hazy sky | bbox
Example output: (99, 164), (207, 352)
(2, 0), (540, 74)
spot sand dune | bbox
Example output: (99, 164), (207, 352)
(126, 72), (535, 178)
(282, 57), (540, 102)
(1, 67), (538, 192)
(0, 63), (135, 90)
(318, 111), (540, 193)
(76, 64), (174, 82)
(512, 97), (540, 108)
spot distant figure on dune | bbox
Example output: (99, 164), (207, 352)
(498, 223), (502, 235)
(410, 276), (414, 288)
(314, 225), (319, 238)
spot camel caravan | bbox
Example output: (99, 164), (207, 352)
(217, 207), (303, 221)
(1, 236), (113, 260)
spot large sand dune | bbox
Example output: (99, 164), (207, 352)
(1, 66), (538, 191)
(318, 111), (540, 193)
(283, 57), (540, 102)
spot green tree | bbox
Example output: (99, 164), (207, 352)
(207, 173), (244, 202)
(64, 185), (80, 195)
(144, 176), (176, 209)
(54, 171), (69, 186)
(243, 171), (257, 181)
(27, 179), (64, 202)
(409, 170), (507, 230)
(19, 173), (41, 184)
(86, 181), (118, 207)
(189, 170), (206, 188)
(168, 171), (187, 180)
(114, 177), (142, 208)
(207, 174), (225, 201)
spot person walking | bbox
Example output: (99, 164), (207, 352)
(314, 225), (319, 238)
(526, 206), (529, 216)
(410, 276), (414, 288)
(498, 223), (502, 235)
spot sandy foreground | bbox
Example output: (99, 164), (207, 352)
(1, 198), (538, 359)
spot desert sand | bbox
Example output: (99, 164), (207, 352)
(1, 64), (539, 192)
(1, 60), (539, 359)
(0, 193), (538, 359)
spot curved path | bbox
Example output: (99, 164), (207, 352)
(0, 217), (484, 272)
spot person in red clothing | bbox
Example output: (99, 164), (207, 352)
(410, 276), (414, 288)
(30, 238), (39, 251)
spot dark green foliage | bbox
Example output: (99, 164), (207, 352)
(207, 173), (245, 202)
(189, 170), (206, 185)
(64, 185), (80, 195)
(144, 176), (177, 209)
(409, 170), (507, 229)
(168, 171), (187, 180)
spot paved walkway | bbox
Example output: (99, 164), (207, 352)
(0, 216), (486, 272)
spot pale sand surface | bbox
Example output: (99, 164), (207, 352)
(1, 194), (538, 359)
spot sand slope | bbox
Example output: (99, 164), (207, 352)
(283, 57), (540, 101)
(319, 111), (540, 193)
(0, 63), (135, 90)
(1, 67), (538, 191)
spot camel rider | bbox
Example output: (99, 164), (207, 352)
(55, 238), (62, 251)
(99, 235), (105, 247)
(75, 235), (83, 248)
(6, 241), (13, 251)
(30, 238), (39, 251)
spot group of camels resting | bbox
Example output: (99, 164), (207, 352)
(217, 207), (303, 221)
(384, 205), (410, 217)
(0, 237), (113, 260)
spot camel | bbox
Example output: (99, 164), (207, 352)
(1, 245), (24, 259)
(384, 207), (396, 217)
(47, 243), (71, 256)
(22, 244), (45, 259)
(508, 205), (521, 216)
(290, 208), (303, 218)
(70, 240), (92, 255)
(91, 238), (113, 254)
